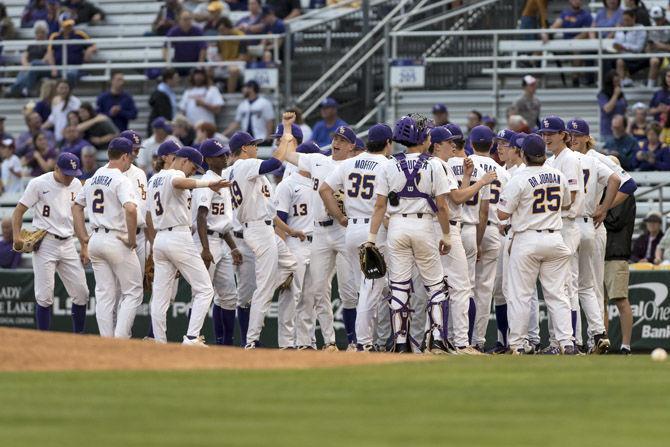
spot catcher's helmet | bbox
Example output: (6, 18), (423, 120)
(392, 113), (432, 147)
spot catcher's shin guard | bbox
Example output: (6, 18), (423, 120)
(425, 279), (450, 348)
(388, 279), (414, 352)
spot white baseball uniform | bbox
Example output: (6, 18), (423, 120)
(470, 154), (510, 348)
(19, 173), (89, 316)
(124, 164), (149, 272)
(275, 172), (314, 348)
(228, 158), (295, 346)
(76, 166), (143, 338)
(325, 151), (389, 347)
(498, 165), (573, 352)
(376, 153), (450, 347)
(148, 169), (215, 343)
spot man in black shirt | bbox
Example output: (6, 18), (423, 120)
(5, 21), (50, 97)
(266, 0), (301, 20)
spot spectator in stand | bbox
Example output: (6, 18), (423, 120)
(42, 79), (81, 142)
(0, 3), (16, 40)
(194, 121), (225, 145)
(236, 0), (263, 34)
(21, 0), (49, 28)
(632, 121), (670, 170)
(631, 211), (664, 262)
(63, 0), (105, 26)
(148, 68), (179, 134)
(612, 9), (647, 87)
(594, 0), (623, 37)
(543, 0), (594, 87)
(432, 104), (450, 126)
(96, 72), (137, 132)
(507, 114), (532, 133)
(164, 11), (207, 76)
(309, 97), (347, 147)
(627, 102), (648, 142)
(172, 115), (196, 146)
(77, 145), (97, 180)
(647, 6), (670, 88)
(195, 1), (229, 34)
(603, 114), (638, 169)
(0, 116), (11, 141)
(286, 107), (311, 143)
(598, 69), (627, 138)
(225, 0), (247, 11)
(16, 111), (56, 154)
(513, 75), (541, 128)
(58, 125), (91, 159)
(22, 130), (58, 176)
(5, 21), (51, 98)
(44, 13), (97, 86)
(259, 6), (285, 57)
(649, 70), (670, 121)
(466, 110), (482, 133)
(209, 17), (245, 94)
(223, 80), (274, 141)
(659, 110), (670, 145)
(137, 117), (180, 171)
(0, 139), (23, 195)
(519, 0), (549, 40)
(624, 0), (650, 26)
(0, 219), (21, 269)
(67, 110), (80, 127)
(33, 79), (57, 123)
(76, 102), (118, 151)
(178, 68), (224, 126)
(654, 229), (670, 264)
(267, 0), (301, 20)
(152, 0), (183, 36)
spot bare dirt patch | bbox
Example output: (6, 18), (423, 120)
(0, 327), (428, 372)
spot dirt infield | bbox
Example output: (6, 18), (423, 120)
(0, 327), (427, 372)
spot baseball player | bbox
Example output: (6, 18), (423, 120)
(72, 137), (143, 338)
(319, 123), (393, 351)
(226, 112), (297, 349)
(275, 141), (319, 349)
(283, 125), (357, 351)
(539, 116), (584, 352)
(497, 134), (576, 355)
(442, 123), (493, 347)
(193, 139), (242, 346)
(12, 153), (89, 333)
(367, 114), (452, 354)
(148, 146), (230, 346)
(468, 125), (510, 351)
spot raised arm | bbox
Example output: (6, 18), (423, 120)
(319, 182), (347, 227)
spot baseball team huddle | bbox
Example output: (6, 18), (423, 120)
(9, 109), (639, 355)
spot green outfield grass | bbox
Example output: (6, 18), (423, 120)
(1, 356), (668, 447)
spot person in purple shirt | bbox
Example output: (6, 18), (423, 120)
(649, 71), (670, 121)
(22, 131), (58, 176)
(0, 218), (21, 269)
(44, 13), (97, 86)
(225, 0), (248, 11)
(310, 97), (347, 147)
(77, 145), (97, 180)
(594, 0), (623, 36)
(632, 122), (670, 171)
(164, 11), (207, 76)
(59, 125), (91, 159)
(598, 70), (627, 138)
(16, 112), (56, 154)
(21, 0), (49, 28)
(236, 0), (263, 33)
(96, 72), (137, 131)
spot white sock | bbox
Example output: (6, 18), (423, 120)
(621, 344), (630, 350)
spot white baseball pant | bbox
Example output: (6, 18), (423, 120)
(594, 224), (607, 316)
(577, 218), (607, 337)
(283, 236), (312, 348)
(507, 230), (572, 352)
(233, 233), (256, 308)
(473, 223), (502, 347)
(460, 223), (477, 295)
(151, 227), (215, 343)
(274, 235), (298, 348)
(33, 234), (89, 308)
(194, 234), (238, 311)
(89, 230), (143, 338)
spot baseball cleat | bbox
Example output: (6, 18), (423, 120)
(541, 346), (561, 355)
(182, 335), (208, 347)
(589, 334), (610, 355)
(244, 341), (259, 350)
(279, 346), (295, 350)
(619, 346), (631, 356)
(296, 345), (316, 351)
(322, 343), (338, 353)
(486, 342), (509, 355)
(510, 347), (526, 356)
(426, 340), (452, 355)
(455, 346), (485, 356)
(390, 342), (411, 353)
(561, 345), (577, 355)
(346, 343), (357, 352)
(356, 343), (377, 352)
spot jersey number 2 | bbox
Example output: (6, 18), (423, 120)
(92, 189), (104, 214)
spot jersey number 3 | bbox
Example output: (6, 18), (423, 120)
(154, 192), (164, 216)
(532, 186), (561, 214)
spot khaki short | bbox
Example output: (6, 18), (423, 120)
(604, 260), (630, 300)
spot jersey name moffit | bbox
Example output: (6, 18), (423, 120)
(354, 159), (380, 171)
(89, 175), (113, 187)
(528, 173), (561, 188)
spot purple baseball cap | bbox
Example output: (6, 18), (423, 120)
(367, 123), (393, 144)
(151, 117), (173, 133)
(495, 129), (517, 144)
(355, 138), (365, 150)
(482, 115), (497, 126)
(567, 118), (590, 136)
(432, 103), (448, 114)
(57, 152), (82, 176)
(320, 97), (338, 108)
(157, 140), (180, 156)
(108, 137), (133, 153)
(332, 125), (356, 144)
(470, 125), (495, 144)
(430, 126), (458, 144)
(538, 116), (566, 133)
(229, 131), (263, 152)
(175, 146), (205, 173)
(521, 134), (546, 157)
(444, 123), (464, 140)
(199, 138), (229, 158)
(513, 132), (528, 150)
(270, 123), (303, 144)
(119, 130), (142, 148)
(297, 141), (321, 154)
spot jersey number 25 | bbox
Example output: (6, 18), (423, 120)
(532, 186), (561, 214)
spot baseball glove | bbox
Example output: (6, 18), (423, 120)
(144, 254), (154, 291)
(333, 189), (346, 217)
(276, 272), (294, 293)
(359, 243), (387, 279)
(13, 229), (47, 253)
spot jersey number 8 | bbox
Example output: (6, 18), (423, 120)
(532, 186), (561, 214)
(347, 173), (375, 199)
